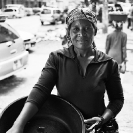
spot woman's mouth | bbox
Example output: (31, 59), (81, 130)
(77, 39), (87, 43)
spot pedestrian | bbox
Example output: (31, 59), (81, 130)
(127, 3), (133, 30)
(6, 8), (124, 133)
(105, 21), (127, 82)
(127, 11), (132, 29)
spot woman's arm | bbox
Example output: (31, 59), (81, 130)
(84, 60), (124, 131)
(6, 102), (38, 133)
(105, 60), (124, 116)
(6, 52), (58, 133)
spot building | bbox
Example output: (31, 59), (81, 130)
(0, 0), (48, 9)
(0, 0), (83, 9)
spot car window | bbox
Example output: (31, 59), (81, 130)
(53, 10), (61, 14)
(4, 9), (14, 12)
(0, 25), (18, 43)
(42, 9), (51, 14)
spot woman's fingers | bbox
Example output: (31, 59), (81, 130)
(84, 117), (100, 124)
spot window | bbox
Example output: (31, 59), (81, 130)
(4, 9), (14, 12)
(0, 25), (18, 43)
(42, 9), (51, 14)
(53, 10), (61, 14)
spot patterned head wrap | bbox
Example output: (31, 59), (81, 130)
(66, 8), (97, 35)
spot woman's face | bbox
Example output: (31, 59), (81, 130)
(69, 19), (95, 50)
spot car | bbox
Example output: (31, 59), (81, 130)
(25, 8), (34, 16)
(0, 14), (7, 22)
(108, 3), (129, 14)
(0, 18), (29, 80)
(2, 8), (24, 18)
(5, 4), (25, 10)
(17, 30), (37, 51)
(117, 2), (131, 14)
(32, 7), (43, 15)
(40, 7), (65, 25)
(5, 4), (26, 17)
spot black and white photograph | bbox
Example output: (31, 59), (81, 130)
(0, 0), (133, 133)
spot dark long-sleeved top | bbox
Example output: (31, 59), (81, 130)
(26, 45), (124, 119)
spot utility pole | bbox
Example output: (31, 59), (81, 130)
(102, 0), (108, 33)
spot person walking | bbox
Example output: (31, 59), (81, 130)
(105, 21), (127, 82)
(6, 8), (124, 133)
(127, 3), (133, 30)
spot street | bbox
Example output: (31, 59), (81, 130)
(0, 15), (133, 133)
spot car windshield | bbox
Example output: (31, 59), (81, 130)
(0, 25), (18, 43)
(4, 9), (14, 12)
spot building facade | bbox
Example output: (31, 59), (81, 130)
(0, 0), (47, 9)
(0, 0), (78, 9)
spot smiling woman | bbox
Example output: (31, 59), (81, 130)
(5, 7), (124, 133)
(70, 19), (95, 50)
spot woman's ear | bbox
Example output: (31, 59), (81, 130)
(66, 29), (71, 41)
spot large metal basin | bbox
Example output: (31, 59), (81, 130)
(0, 95), (85, 133)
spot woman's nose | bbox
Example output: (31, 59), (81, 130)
(77, 30), (86, 37)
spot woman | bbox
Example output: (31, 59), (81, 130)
(7, 8), (124, 133)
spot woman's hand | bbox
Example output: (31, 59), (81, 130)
(84, 117), (103, 132)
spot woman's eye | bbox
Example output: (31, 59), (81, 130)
(85, 27), (91, 31)
(72, 27), (79, 32)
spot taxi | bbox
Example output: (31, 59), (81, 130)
(0, 17), (29, 80)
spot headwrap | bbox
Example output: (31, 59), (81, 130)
(66, 8), (97, 35)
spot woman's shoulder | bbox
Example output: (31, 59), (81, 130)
(49, 46), (71, 58)
(95, 49), (113, 62)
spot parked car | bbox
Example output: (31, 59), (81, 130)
(17, 30), (37, 51)
(40, 7), (65, 25)
(32, 7), (43, 15)
(5, 4), (25, 9)
(0, 18), (29, 80)
(2, 8), (25, 18)
(0, 14), (7, 22)
(108, 3), (127, 13)
(5, 4), (26, 17)
(117, 2), (131, 14)
(25, 8), (34, 16)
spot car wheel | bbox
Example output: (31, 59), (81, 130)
(51, 22), (56, 25)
